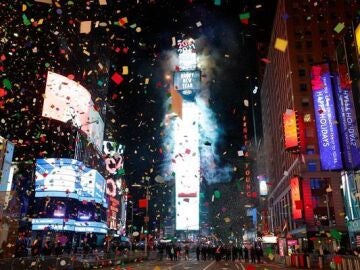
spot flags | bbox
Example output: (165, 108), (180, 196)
(138, 199), (148, 208)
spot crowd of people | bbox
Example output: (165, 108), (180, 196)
(156, 242), (264, 263)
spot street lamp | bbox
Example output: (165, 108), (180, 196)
(131, 181), (169, 257)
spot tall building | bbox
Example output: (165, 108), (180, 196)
(260, 0), (359, 253)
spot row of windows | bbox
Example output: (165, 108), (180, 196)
(295, 40), (329, 50)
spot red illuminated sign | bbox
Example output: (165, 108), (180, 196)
(290, 177), (302, 219)
(283, 110), (299, 150)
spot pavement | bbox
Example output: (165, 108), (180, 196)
(102, 257), (306, 270)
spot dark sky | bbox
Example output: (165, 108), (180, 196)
(0, 0), (276, 232)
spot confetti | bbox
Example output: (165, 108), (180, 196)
(274, 37), (288, 52)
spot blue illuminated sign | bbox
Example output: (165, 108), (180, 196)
(334, 73), (360, 169)
(311, 64), (343, 170)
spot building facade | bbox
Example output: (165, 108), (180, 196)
(260, 0), (359, 253)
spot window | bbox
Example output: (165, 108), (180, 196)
(295, 41), (302, 50)
(297, 55), (304, 64)
(307, 162), (317, 172)
(301, 97), (309, 106)
(300, 83), (307, 92)
(319, 29), (327, 35)
(317, 14), (324, 22)
(305, 126), (314, 137)
(305, 30), (312, 37)
(298, 69), (306, 77)
(306, 41), (312, 49)
(307, 55), (314, 64)
(321, 40), (328, 48)
(306, 144), (315, 154)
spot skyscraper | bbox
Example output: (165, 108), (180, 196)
(260, 0), (359, 253)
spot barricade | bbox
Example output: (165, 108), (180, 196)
(0, 250), (147, 270)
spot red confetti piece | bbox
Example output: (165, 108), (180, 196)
(111, 72), (124, 85)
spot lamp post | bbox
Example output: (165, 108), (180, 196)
(132, 181), (169, 257)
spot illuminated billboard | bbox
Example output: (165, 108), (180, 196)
(356, 24), (360, 55)
(35, 158), (107, 207)
(173, 70), (201, 101)
(174, 102), (200, 231)
(290, 177), (302, 219)
(31, 218), (108, 234)
(334, 67), (360, 169)
(311, 64), (343, 170)
(283, 110), (299, 150)
(42, 71), (104, 151)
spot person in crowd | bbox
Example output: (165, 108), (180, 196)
(54, 241), (63, 256)
(170, 245), (175, 261)
(256, 244), (263, 263)
(42, 240), (52, 256)
(196, 245), (200, 260)
(15, 233), (28, 258)
(232, 245), (237, 261)
(215, 245), (222, 261)
(250, 245), (256, 263)
(173, 244), (178, 261)
(201, 245), (207, 261)
(184, 244), (189, 260)
(31, 235), (41, 256)
(244, 246), (249, 262)
(158, 243), (164, 261)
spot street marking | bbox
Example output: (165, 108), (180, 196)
(202, 261), (215, 270)
(239, 262), (245, 270)
(235, 263), (240, 270)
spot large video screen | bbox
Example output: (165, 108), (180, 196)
(35, 158), (107, 207)
(42, 71), (104, 151)
(31, 218), (108, 234)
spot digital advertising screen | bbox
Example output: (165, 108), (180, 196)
(334, 69), (360, 169)
(290, 177), (302, 219)
(311, 64), (343, 170)
(283, 110), (299, 150)
(35, 158), (107, 207)
(174, 102), (200, 231)
(42, 71), (104, 151)
(31, 218), (108, 233)
(173, 70), (201, 101)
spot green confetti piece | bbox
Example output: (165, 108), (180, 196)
(45, 63), (50, 67)
(97, 80), (103, 87)
(214, 0), (221, 6)
(3, 78), (12, 90)
(214, 190), (221, 199)
(116, 168), (125, 176)
(236, 182), (241, 190)
(334, 22), (345, 33)
(22, 14), (31, 26)
(129, 23), (137, 28)
(239, 12), (250, 20)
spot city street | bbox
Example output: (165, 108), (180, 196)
(103, 257), (294, 270)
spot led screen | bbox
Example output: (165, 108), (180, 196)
(174, 102), (200, 231)
(290, 177), (302, 219)
(173, 70), (201, 101)
(283, 110), (299, 150)
(334, 69), (360, 169)
(311, 64), (343, 170)
(31, 218), (108, 233)
(35, 158), (107, 207)
(42, 71), (104, 151)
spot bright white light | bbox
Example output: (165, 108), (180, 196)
(179, 51), (197, 70)
(253, 86), (258, 94)
(174, 101), (200, 230)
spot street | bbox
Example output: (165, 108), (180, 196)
(103, 257), (294, 270)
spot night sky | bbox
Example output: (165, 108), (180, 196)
(0, 0), (276, 234)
